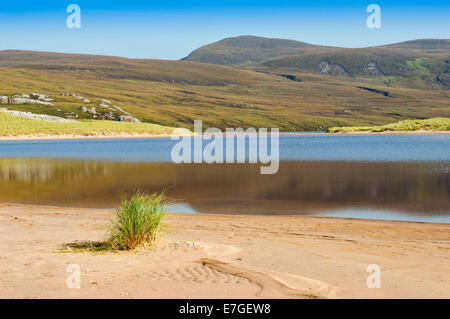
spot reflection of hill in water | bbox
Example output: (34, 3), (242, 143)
(0, 159), (449, 216)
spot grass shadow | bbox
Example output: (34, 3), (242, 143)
(64, 240), (113, 253)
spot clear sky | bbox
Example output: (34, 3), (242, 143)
(0, 1), (449, 59)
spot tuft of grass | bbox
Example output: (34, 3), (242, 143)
(328, 117), (450, 133)
(66, 192), (168, 252)
(109, 192), (168, 250)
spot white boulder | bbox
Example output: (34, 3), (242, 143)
(0, 96), (8, 104)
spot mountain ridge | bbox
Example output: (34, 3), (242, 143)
(182, 35), (450, 90)
(183, 36), (450, 66)
(182, 35), (333, 66)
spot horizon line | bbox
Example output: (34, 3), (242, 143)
(1, 35), (448, 61)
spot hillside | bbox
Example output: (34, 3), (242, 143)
(262, 47), (449, 89)
(329, 117), (450, 133)
(0, 50), (269, 86)
(182, 35), (331, 66)
(0, 112), (179, 137)
(380, 39), (450, 53)
(0, 49), (449, 131)
(183, 36), (450, 90)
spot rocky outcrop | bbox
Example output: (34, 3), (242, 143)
(436, 74), (449, 88)
(363, 62), (384, 76)
(0, 96), (9, 104)
(102, 112), (116, 121)
(2, 91), (140, 122)
(318, 61), (351, 77)
(0, 108), (78, 123)
(1, 94), (54, 106)
(119, 115), (140, 123)
(30, 93), (54, 101)
(9, 97), (54, 106)
(78, 105), (139, 122)
(435, 60), (449, 89)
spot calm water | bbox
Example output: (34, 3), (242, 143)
(0, 135), (449, 223)
(1, 135), (449, 162)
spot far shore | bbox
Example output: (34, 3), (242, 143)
(1, 203), (449, 298)
(0, 133), (179, 141)
(0, 129), (449, 141)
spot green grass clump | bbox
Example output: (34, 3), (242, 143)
(66, 193), (168, 252)
(109, 193), (168, 250)
(0, 112), (180, 137)
(328, 117), (450, 133)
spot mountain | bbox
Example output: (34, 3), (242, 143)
(184, 36), (450, 90)
(182, 35), (331, 66)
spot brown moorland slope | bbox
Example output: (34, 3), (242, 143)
(0, 44), (449, 131)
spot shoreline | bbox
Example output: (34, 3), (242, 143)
(0, 130), (449, 141)
(1, 201), (449, 225)
(0, 133), (179, 141)
(1, 203), (449, 298)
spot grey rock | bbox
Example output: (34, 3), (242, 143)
(0, 96), (9, 104)
(35, 100), (54, 106)
(9, 97), (27, 104)
(30, 92), (49, 100)
(119, 115), (140, 123)
(318, 61), (351, 77)
(364, 62), (384, 77)
(0, 109), (78, 123)
(112, 105), (130, 115)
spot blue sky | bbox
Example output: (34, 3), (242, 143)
(0, 1), (449, 59)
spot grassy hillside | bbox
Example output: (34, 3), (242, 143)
(0, 112), (178, 137)
(182, 35), (331, 66)
(380, 39), (450, 53)
(329, 117), (450, 133)
(0, 50), (268, 86)
(0, 49), (449, 131)
(182, 36), (450, 90)
(262, 47), (449, 89)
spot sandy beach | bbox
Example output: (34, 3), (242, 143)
(0, 130), (449, 141)
(0, 133), (181, 141)
(0, 203), (449, 299)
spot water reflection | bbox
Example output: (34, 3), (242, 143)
(0, 159), (448, 222)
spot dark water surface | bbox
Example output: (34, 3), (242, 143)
(0, 135), (449, 223)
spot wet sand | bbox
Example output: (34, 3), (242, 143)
(0, 203), (449, 299)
